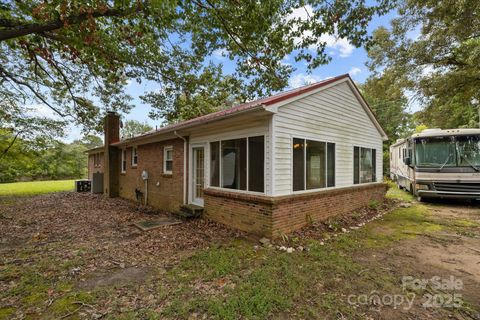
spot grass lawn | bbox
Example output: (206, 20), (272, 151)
(0, 179), (75, 197)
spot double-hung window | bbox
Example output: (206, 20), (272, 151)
(93, 153), (101, 167)
(131, 147), (138, 167)
(121, 149), (127, 173)
(293, 138), (335, 191)
(210, 136), (265, 193)
(164, 146), (173, 174)
(353, 147), (376, 184)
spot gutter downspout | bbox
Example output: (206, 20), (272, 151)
(174, 131), (188, 204)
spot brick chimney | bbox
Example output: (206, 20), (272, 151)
(103, 112), (120, 197)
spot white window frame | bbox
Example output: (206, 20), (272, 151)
(291, 137), (336, 193)
(121, 149), (127, 173)
(131, 147), (138, 167)
(163, 146), (173, 174)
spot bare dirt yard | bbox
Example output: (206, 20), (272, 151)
(0, 188), (479, 319)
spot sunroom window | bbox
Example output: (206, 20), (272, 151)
(210, 136), (264, 193)
(293, 138), (335, 191)
(353, 147), (376, 184)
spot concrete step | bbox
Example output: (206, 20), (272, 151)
(174, 204), (204, 219)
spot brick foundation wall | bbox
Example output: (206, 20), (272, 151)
(204, 183), (388, 238)
(203, 189), (274, 236)
(118, 138), (185, 212)
(270, 183), (388, 237)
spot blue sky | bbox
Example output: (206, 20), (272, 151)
(62, 6), (399, 142)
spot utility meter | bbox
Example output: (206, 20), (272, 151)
(141, 170), (149, 180)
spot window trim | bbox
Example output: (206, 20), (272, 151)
(208, 135), (266, 194)
(163, 146), (173, 174)
(93, 153), (100, 167)
(353, 146), (377, 184)
(291, 137), (336, 193)
(131, 146), (138, 167)
(121, 149), (127, 173)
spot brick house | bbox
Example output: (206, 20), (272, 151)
(87, 74), (388, 237)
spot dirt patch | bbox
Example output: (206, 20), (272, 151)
(428, 200), (480, 222)
(414, 236), (480, 283)
(79, 267), (152, 290)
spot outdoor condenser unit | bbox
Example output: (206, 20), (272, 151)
(75, 179), (91, 192)
(92, 172), (104, 193)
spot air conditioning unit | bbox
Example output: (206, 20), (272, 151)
(75, 179), (91, 192)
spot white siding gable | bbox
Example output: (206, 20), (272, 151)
(272, 79), (383, 195)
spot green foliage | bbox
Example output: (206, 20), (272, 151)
(121, 119), (153, 139)
(0, 129), (100, 182)
(360, 70), (414, 174)
(0, 0), (394, 138)
(415, 124), (428, 133)
(367, 0), (480, 129)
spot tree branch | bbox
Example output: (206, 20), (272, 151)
(0, 131), (20, 160)
(0, 65), (65, 117)
(0, 7), (139, 42)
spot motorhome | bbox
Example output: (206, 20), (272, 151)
(390, 128), (480, 201)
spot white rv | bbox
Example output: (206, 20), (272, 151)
(390, 128), (480, 200)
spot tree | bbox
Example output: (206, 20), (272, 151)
(366, 0), (480, 129)
(360, 70), (414, 174)
(1, 0), (394, 143)
(0, 132), (103, 182)
(121, 120), (153, 139)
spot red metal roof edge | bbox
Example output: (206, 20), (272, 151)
(112, 73), (390, 145)
(261, 73), (350, 106)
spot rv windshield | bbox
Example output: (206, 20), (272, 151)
(456, 135), (480, 167)
(415, 135), (480, 168)
(415, 136), (456, 168)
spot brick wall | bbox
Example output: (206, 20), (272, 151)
(204, 183), (388, 238)
(270, 183), (388, 237)
(118, 138), (185, 212)
(203, 189), (274, 236)
(87, 153), (104, 180)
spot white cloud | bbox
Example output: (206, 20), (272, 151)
(286, 5), (355, 58)
(212, 48), (228, 60)
(289, 73), (331, 89)
(348, 67), (362, 77)
(25, 103), (59, 119)
(319, 34), (355, 58)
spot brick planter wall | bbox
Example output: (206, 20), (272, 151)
(204, 183), (388, 238)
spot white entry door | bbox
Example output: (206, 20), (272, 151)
(192, 147), (205, 206)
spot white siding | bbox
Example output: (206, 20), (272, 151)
(273, 80), (384, 195)
(189, 115), (272, 195)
